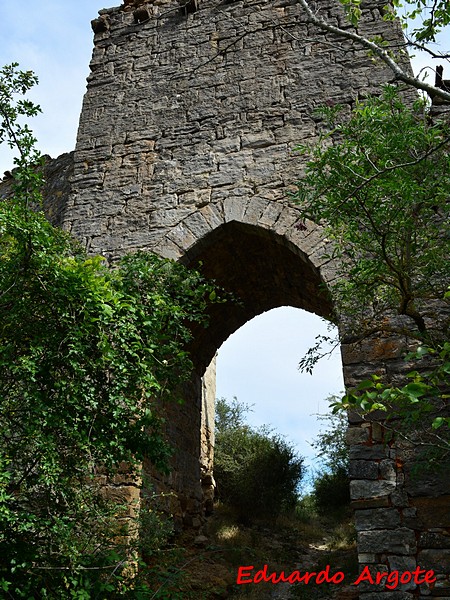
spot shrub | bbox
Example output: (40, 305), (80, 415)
(313, 467), (350, 516)
(214, 398), (304, 523)
(0, 62), (225, 597)
(310, 408), (350, 515)
(294, 494), (317, 523)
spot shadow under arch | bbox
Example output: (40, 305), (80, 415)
(181, 220), (334, 375)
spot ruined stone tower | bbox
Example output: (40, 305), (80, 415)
(40, 0), (450, 595)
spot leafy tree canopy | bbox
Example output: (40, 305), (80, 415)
(311, 407), (349, 475)
(214, 398), (304, 522)
(295, 86), (450, 342)
(295, 86), (449, 455)
(397, 0), (450, 42)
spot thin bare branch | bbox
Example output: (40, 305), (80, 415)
(297, 0), (450, 102)
(342, 133), (450, 203)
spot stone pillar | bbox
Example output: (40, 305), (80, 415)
(342, 331), (450, 598)
(201, 355), (217, 515)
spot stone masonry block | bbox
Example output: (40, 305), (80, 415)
(351, 480), (397, 500)
(272, 207), (304, 236)
(182, 211), (213, 241)
(419, 531), (450, 550)
(151, 238), (184, 260)
(198, 203), (224, 230)
(380, 459), (397, 482)
(223, 197), (247, 223)
(355, 508), (401, 531)
(258, 201), (284, 228)
(417, 550), (450, 574)
(350, 460), (379, 480)
(350, 445), (390, 460)
(167, 222), (197, 251)
(347, 426), (370, 445)
(358, 529), (417, 555)
(241, 197), (270, 225)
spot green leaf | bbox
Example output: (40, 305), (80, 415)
(432, 417), (444, 429)
(400, 382), (429, 399)
(356, 379), (374, 391)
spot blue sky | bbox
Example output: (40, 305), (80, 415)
(1, 2), (447, 479)
(0, 2), (96, 171)
(216, 308), (343, 483)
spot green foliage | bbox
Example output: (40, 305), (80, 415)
(0, 63), (224, 597)
(295, 86), (449, 462)
(339, 0), (362, 27)
(0, 64), (42, 164)
(215, 395), (253, 432)
(313, 468), (350, 516)
(311, 408), (349, 474)
(295, 86), (450, 340)
(294, 494), (317, 522)
(310, 410), (350, 515)
(331, 342), (450, 459)
(337, 0), (450, 43)
(393, 0), (450, 42)
(214, 398), (304, 523)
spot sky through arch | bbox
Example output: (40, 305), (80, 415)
(215, 306), (345, 483)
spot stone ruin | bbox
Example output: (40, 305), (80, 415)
(3, 0), (449, 596)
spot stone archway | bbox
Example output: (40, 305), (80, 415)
(145, 199), (450, 597)
(145, 198), (342, 529)
(151, 198), (335, 373)
(49, 0), (448, 590)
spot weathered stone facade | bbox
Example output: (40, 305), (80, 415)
(4, 0), (449, 596)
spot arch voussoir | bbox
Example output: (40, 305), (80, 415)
(151, 237), (184, 261)
(222, 197), (248, 224)
(272, 206), (303, 236)
(166, 221), (199, 253)
(197, 203), (225, 231)
(241, 197), (271, 227)
(258, 201), (285, 228)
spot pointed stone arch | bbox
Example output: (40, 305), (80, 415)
(141, 197), (349, 534)
(150, 198), (338, 374)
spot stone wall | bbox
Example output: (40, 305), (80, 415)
(201, 357), (216, 515)
(0, 152), (73, 226)
(62, 0), (413, 255)
(344, 331), (450, 599)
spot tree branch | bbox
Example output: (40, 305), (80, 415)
(404, 35), (450, 60)
(341, 133), (450, 204)
(297, 0), (450, 102)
